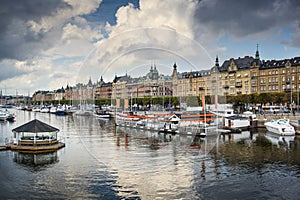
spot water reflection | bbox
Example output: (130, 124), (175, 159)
(2, 110), (300, 199)
(13, 151), (59, 170)
(264, 131), (295, 148)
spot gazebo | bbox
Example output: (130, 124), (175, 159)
(10, 119), (65, 152)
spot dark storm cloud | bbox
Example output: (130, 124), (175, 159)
(0, 0), (72, 60)
(194, 0), (300, 43)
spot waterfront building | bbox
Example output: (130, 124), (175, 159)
(257, 58), (300, 94)
(30, 46), (300, 108)
(32, 90), (54, 102)
(112, 65), (172, 109)
(54, 87), (65, 101)
(172, 63), (211, 97)
(95, 76), (112, 99)
(218, 56), (254, 95)
(64, 84), (73, 101)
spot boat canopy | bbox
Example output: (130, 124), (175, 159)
(12, 119), (59, 133)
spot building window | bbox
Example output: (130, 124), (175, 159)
(282, 77), (285, 81)
(292, 76), (295, 81)
(282, 69), (285, 74)
(275, 70), (278, 75)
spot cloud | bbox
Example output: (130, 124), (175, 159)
(0, 60), (32, 81)
(0, 0), (102, 60)
(194, 0), (300, 44)
(79, 0), (214, 83)
(2, 0), (300, 94)
(0, 0), (102, 90)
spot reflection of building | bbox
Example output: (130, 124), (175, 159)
(13, 151), (58, 166)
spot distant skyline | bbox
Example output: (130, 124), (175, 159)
(1, 0), (300, 95)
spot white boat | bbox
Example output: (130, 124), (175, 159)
(223, 115), (250, 131)
(264, 118), (295, 136)
(40, 106), (49, 113)
(49, 106), (57, 114)
(0, 110), (8, 121)
(93, 109), (113, 119)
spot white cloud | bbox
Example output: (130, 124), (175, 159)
(80, 0), (213, 83)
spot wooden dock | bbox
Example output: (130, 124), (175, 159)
(0, 145), (10, 151)
(0, 142), (65, 153)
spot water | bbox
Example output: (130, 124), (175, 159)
(1, 109), (300, 199)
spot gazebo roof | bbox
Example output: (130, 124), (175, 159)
(12, 119), (59, 133)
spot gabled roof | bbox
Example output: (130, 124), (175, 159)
(218, 56), (256, 72)
(12, 119), (59, 133)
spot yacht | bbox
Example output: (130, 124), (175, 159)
(264, 118), (295, 136)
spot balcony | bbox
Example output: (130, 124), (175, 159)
(284, 88), (292, 92)
(223, 84), (229, 88)
(251, 75), (257, 79)
(237, 91), (242, 94)
(199, 87), (205, 91)
(235, 83), (242, 88)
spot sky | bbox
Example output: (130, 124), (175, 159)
(1, 0), (300, 95)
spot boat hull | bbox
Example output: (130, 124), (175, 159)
(264, 120), (295, 136)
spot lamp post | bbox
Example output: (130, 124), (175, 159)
(286, 65), (292, 110)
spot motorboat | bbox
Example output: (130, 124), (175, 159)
(40, 106), (49, 113)
(264, 118), (295, 136)
(0, 110), (8, 121)
(0, 109), (15, 122)
(55, 105), (65, 115)
(93, 109), (113, 119)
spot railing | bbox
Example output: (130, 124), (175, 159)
(235, 83), (242, 88)
(18, 139), (58, 146)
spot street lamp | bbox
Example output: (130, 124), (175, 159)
(286, 64), (293, 110)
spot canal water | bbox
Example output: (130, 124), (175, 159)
(1, 109), (300, 199)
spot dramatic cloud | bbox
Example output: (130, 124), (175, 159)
(1, 0), (300, 94)
(194, 0), (300, 42)
(0, 0), (102, 92)
(80, 0), (214, 83)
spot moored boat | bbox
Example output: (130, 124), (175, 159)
(93, 109), (113, 119)
(0, 110), (8, 121)
(264, 118), (295, 136)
